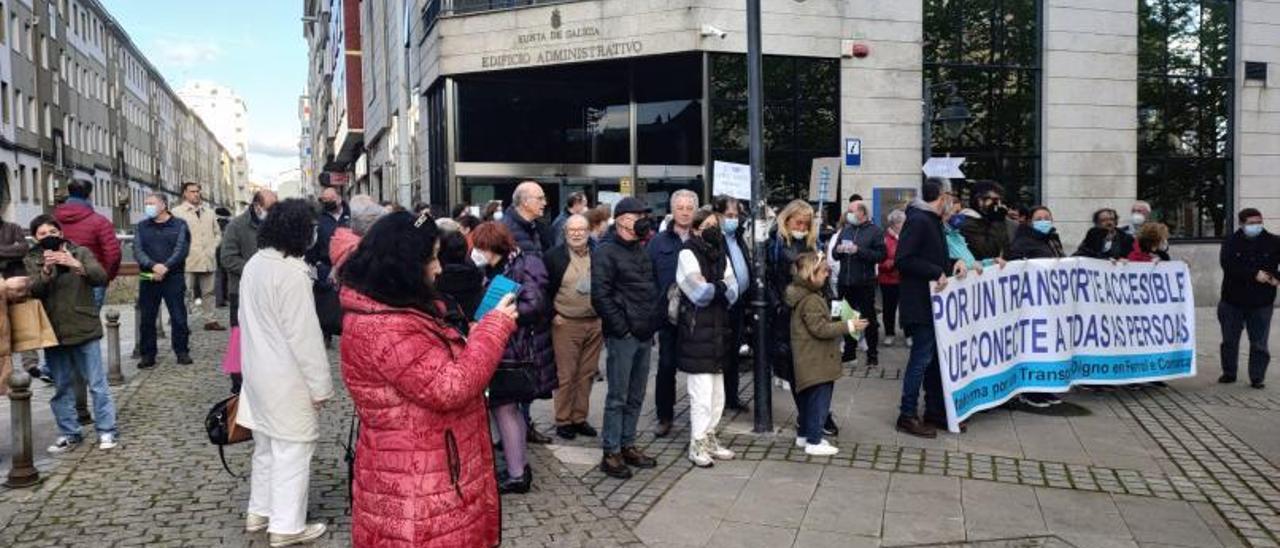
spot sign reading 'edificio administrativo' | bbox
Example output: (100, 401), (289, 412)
(481, 8), (644, 69)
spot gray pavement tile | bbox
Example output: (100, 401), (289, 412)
(1036, 487), (1134, 541)
(800, 467), (890, 537)
(962, 479), (1049, 540)
(885, 474), (961, 516)
(724, 460), (822, 529)
(881, 511), (965, 546)
(705, 521), (797, 548)
(794, 529), (880, 548)
(1113, 495), (1224, 548)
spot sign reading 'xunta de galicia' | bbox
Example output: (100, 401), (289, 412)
(480, 8), (644, 69)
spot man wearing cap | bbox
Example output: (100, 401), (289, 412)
(591, 196), (661, 479)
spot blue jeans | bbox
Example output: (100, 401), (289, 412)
(900, 322), (944, 421)
(798, 382), (834, 444)
(139, 274), (190, 359)
(1219, 302), (1273, 383)
(602, 335), (652, 453)
(92, 286), (106, 310)
(47, 339), (117, 439)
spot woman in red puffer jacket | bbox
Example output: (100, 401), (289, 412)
(338, 211), (518, 547)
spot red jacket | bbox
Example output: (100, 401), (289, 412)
(340, 288), (516, 548)
(54, 201), (122, 280)
(878, 230), (901, 285)
(1127, 239), (1156, 263)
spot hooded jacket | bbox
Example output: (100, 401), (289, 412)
(24, 243), (107, 346)
(785, 279), (848, 393)
(896, 201), (952, 327)
(54, 199), (121, 280)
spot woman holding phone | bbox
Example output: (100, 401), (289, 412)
(468, 221), (555, 494)
(340, 211), (520, 546)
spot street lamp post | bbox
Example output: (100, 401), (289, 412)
(746, 0), (772, 433)
(921, 79), (973, 165)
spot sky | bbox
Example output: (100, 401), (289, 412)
(101, 0), (307, 185)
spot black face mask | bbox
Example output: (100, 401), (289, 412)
(322, 200), (339, 212)
(632, 216), (654, 239)
(39, 236), (65, 251)
(984, 203), (1008, 221)
(701, 226), (725, 249)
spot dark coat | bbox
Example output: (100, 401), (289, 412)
(436, 262), (485, 321)
(1074, 228), (1134, 261)
(54, 200), (121, 280)
(25, 244), (107, 347)
(219, 209), (262, 297)
(307, 204), (350, 290)
(832, 221), (887, 289)
(896, 203), (952, 327)
(647, 227), (685, 313)
(959, 214), (1011, 261)
(591, 228), (660, 340)
(1220, 229), (1280, 309)
(675, 239), (732, 375)
(134, 215), (190, 275)
(501, 206), (553, 257)
(490, 252), (555, 405)
(1008, 225), (1065, 260)
(766, 233), (815, 381)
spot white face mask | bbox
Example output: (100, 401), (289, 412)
(792, 230), (808, 239)
(493, 211), (505, 221)
(1131, 213), (1146, 226)
(470, 249), (489, 268)
(845, 212), (857, 225)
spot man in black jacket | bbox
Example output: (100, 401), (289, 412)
(831, 199), (886, 365)
(894, 179), (966, 438)
(959, 180), (1011, 262)
(1219, 208), (1280, 389)
(502, 180), (554, 256)
(591, 197), (660, 479)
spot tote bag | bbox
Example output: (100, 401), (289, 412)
(10, 300), (58, 352)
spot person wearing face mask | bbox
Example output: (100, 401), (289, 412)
(470, 221), (555, 494)
(674, 208), (739, 467)
(545, 215), (602, 440)
(306, 186), (350, 346)
(648, 189), (700, 438)
(133, 193), (191, 369)
(828, 200), (886, 366)
(1074, 208), (1134, 261)
(768, 201), (826, 416)
(1006, 206), (1067, 408)
(591, 197), (661, 479)
(712, 195), (751, 410)
(1218, 208), (1280, 389)
(1121, 201), (1170, 261)
(25, 215), (117, 454)
(895, 178), (967, 438)
(879, 209), (905, 347)
(959, 180), (1012, 263)
(219, 189), (278, 393)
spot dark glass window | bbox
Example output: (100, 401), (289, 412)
(923, 0), (1041, 208)
(709, 54), (840, 202)
(426, 82), (447, 208)
(1138, 0), (1234, 239)
(455, 54), (702, 166)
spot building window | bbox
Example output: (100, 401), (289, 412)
(710, 53), (840, 202)
(31, 167), (38, 203)
(18, 166), (25, 202)
(1, 83), (8, 125)
(1138, 0), (1234, 239)
(923, 0), (1042, 207)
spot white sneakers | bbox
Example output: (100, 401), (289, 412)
(804, 440), (839, 456)
(245, 513), (269, 533)
(883, 336), (896, 347)
(268, 523), (327, 547)
(98, 433), (118, 450)
(690, 434), (737, 468)
(795, 436), (808, 448)
(47, 436), (80, 454)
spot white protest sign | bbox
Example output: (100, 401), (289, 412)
(713, 161), (752, 200)
(808, 157), (841, 202)
(932, 258), (1196, 432)
(922, 157), (966, 179)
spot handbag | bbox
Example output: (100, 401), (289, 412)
(10, 299), (58, 353)
(487, 329), (539, 402)
(205, 394), (253, 477)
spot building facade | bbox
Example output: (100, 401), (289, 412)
(0, 0), (232, 231)
(176, 80), (249, 204)
(302, 0), (364, 195)
(377, 0), (1277, 302)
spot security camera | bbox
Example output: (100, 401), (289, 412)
(700, 25), (728, 40)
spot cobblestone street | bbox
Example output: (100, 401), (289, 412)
(0, 306), (1276, 547)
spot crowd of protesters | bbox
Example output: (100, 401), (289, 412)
(0, 174), (1274, 547)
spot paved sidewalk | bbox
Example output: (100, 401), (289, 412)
(0, 305), (1274, 547)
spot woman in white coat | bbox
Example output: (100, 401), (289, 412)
(235, 198), (334, 547)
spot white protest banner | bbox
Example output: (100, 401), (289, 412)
(932, 258), (1196, 432)
(713, 161), (752, 200)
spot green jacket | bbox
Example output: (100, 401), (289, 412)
(784, 281), (848, 394)
(25, 243), (107, 346)
(219, 209), (261, 297)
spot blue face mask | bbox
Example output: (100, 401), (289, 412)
(1244, 224), (1264, 238)
(947, 215), (966, 230)
(722, 217), (739, 236)
(1032, 220), (1054, 235)
(144, 204), (159, 219)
